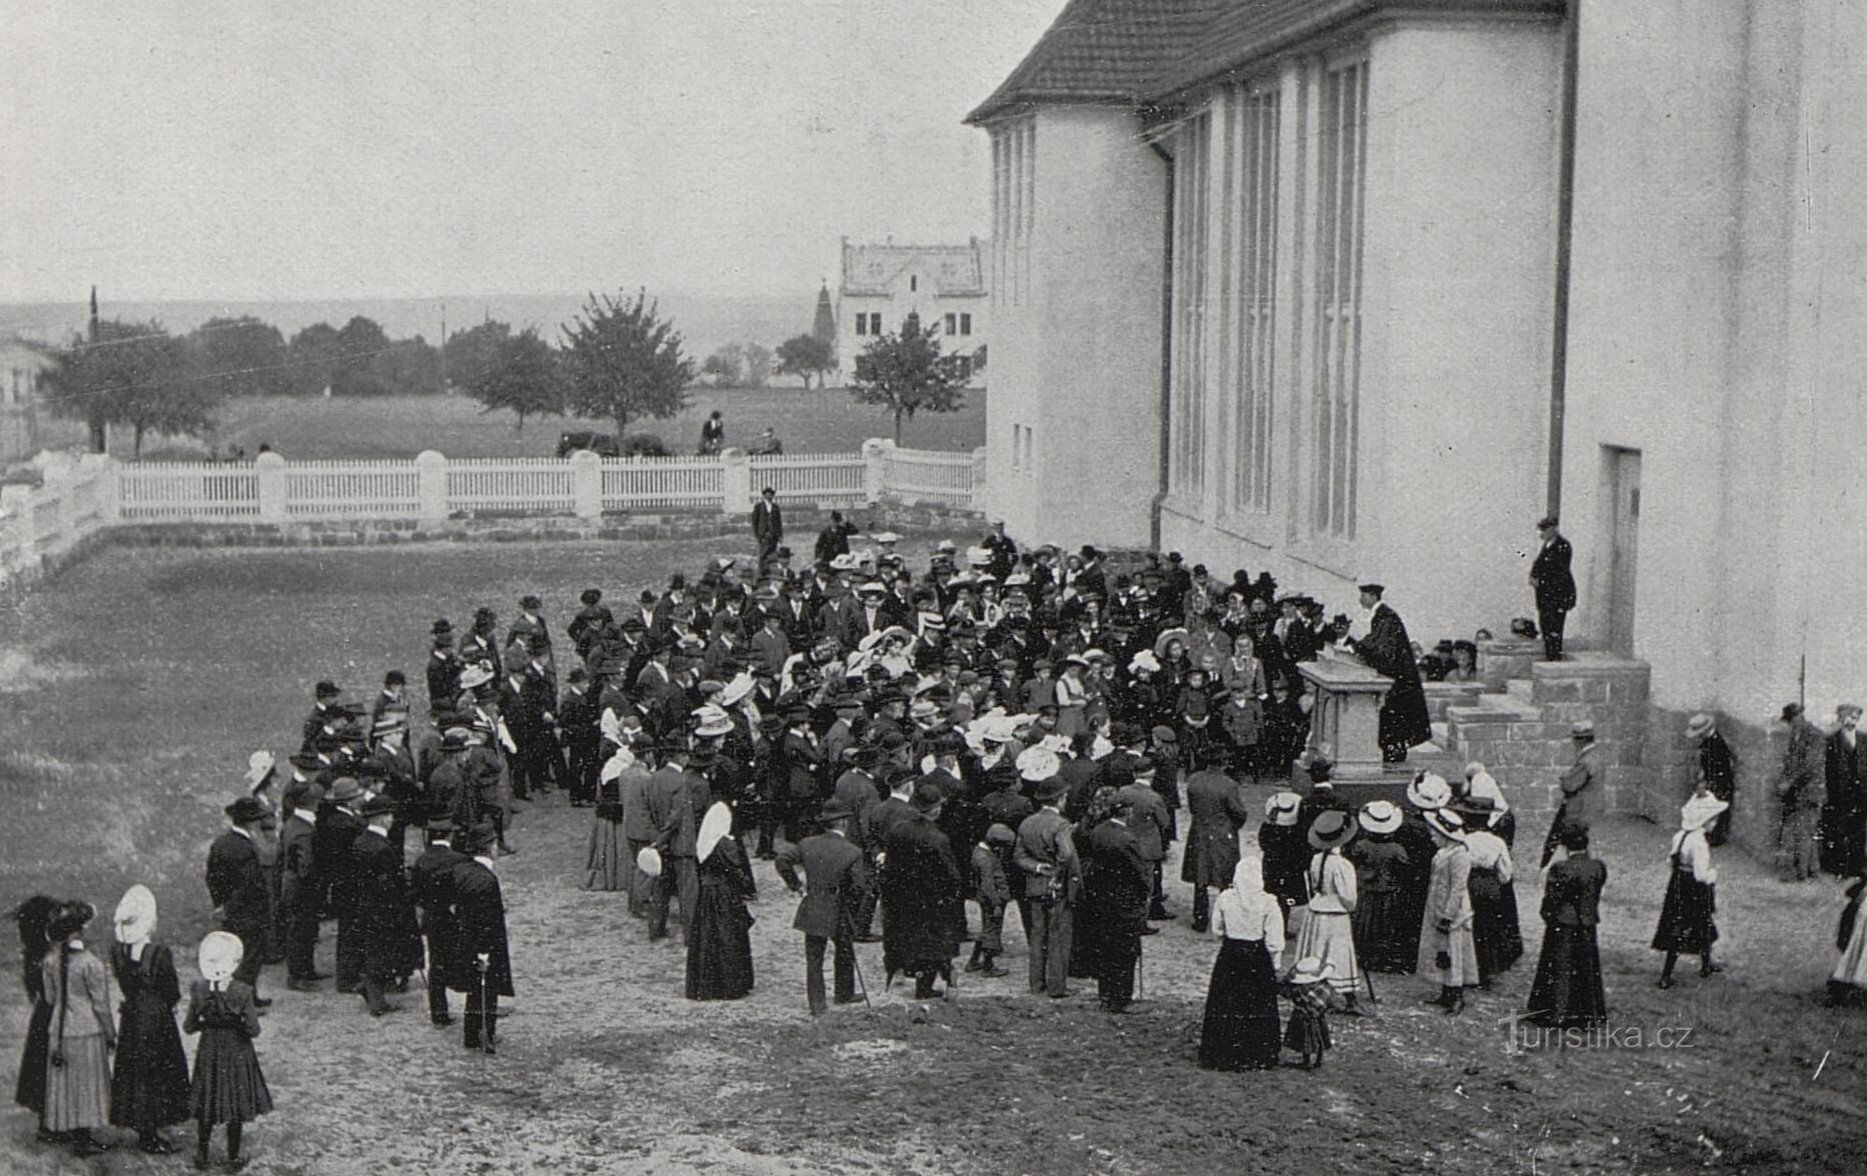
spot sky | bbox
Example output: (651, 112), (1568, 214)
(0, 0), (1063, 303)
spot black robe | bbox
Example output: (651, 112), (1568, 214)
(1351, 604), (1433, 754)
(880, 814), (962, 979)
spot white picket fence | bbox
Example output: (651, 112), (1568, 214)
(0, 440), (982, 587)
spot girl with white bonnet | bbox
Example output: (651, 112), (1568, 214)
(184, 930), (273, 1169)
(1198, 855), (1285, 1071)
(1652, 792), (1728, 988)
(108, 884), (190, 1154)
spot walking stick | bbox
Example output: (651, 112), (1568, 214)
(476, 956), (490, 1053)
(849, 939), (877, 1016)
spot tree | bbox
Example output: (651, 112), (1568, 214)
(560, 289), (695, 440)
(741, 342), (772, 388)
(444, 320), (511, 392)
(330, 316), (396, 397)
(41, 318), (217, 457)
(286, 322), (343, 396)
(850, 313), (968, 443)
(701, 346), (743, 388)
(774, 333), (836, 389)
(465, 327), (567, 434)
(190, 316), (291, 397)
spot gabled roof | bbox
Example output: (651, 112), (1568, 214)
(840, 241), (986, 299)
(968, 0), (1566, 123)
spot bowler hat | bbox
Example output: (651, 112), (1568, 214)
(911, 782), (946, 811)
(357, 794), (397, 819)
(326, 776), (365, 804)
(820, 797), (857, 823)
(224, 796), (269, 825)
(431, 619), (453, 637)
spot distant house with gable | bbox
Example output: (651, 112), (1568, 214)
(0, 335), (50, 464)
(836, 237), (987, 380)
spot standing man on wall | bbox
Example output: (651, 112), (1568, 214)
(1530, 515), (1577, 662)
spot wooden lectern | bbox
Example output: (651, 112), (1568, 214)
(1297, 650), (1416, 799)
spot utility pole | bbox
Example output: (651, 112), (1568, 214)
(87, 285), (107, 453)
(439, 302), (448, 392)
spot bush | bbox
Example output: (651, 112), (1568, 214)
(621, 432), (670, 457)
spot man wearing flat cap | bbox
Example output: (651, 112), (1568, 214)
(206, 796), (276, 1005)
(1529, 516), (1576, 662)
(776, 797), (871, 1014)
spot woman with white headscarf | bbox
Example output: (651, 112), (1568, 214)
(685, 802), (757, 1001)
(184, 931), (272, 1169)
(1198, 856), (1285, 1071)
(107, 885), (190, 1154)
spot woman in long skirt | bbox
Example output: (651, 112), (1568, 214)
(584, 749), (632, 891)
(41, 900), (115, 1156)
(1418, 811), (1481, 1014)
(1348, 801), (1413, 973)
(1829, 873), (1867, 1005)
(1399, 773), (1453, 969)
(185, 931), (273, 1169)
(12, 895), (57, 1131)
(1198, 857), (1285, 1071)
(108, 886), (191, 1154)
(686, 803), (756, 1001)
(1291, 810), (1362, 1011)
(1460, 801), (1523, 986)
(1654, 793), (1726, 987)
(1526, 822), (1608, 1027)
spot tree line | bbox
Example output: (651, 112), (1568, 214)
(40, 293), (973, 455)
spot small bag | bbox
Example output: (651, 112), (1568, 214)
(1435, 951), (1452, 972)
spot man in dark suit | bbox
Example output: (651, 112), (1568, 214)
(302, 680), (343, 754)
(1347, 578), (1433, 762)
(879, 784), (964, 998)
(206, 795), (276, 1005)
(316, 776), (370, 993)
(1530, 515), (1577, 662)
(278, 781), (326, 991)
(1825, 703), (1867, 877)
(352, 795), (423, 1015)
(1078, 795), (1153, 1013)
(752, 486), (784, 565)
(776, 798), (872, 1014)
(426, 621), (462, 717)
(410, 821), (469, 1026)
(452, 824), (514, 1054)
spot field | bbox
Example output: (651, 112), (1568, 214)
(31, 385), (989, 464)
(3, 539), (1866, 1175)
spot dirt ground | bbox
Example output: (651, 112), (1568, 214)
(3, 540), (1866, 1174)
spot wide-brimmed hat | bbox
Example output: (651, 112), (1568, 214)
(1152, 628), (1190, 659)
(718, 673), (755, 708)
(198, 930), (244, 984)
(1359, 800), (1402, 836)
(225, 795), (270, 825)
(357, 794), (397, 819)
(1680, 793), (1729, 832)
(1424, 809), (1467, 841)
(1407, 772), (1452, 810)
(1287, 956), (1335, 985)
(113, 885), (156, 945)
(819, 797), (857, 824)
(1265, 791), (1301, 825)
(244, 750), (276, 789)
(1308, 809), (1358, 850)
(696, 801), (733, 863)
(692, 705), (735, 739)
(1016, 746), (1060, 784)
(1684, 712), (1714, 739)
(458, 664), (494, 690)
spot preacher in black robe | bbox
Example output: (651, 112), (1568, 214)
(1348, 587), (1433, 761)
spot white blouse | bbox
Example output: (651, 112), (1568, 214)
(1465, 831), (1514, 884)
(1668, 829), (1717, 885)
(1306, 851), (1359, 914)
(1211, 888), (1285, 968)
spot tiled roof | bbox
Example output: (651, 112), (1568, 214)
(840, 241), (986, 298)
(966, 0), (1228, 124)
(968, 0), (1566, 122)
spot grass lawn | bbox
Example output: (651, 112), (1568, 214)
(3, 540), (1865, 1174)
(33, 385), (989, 463)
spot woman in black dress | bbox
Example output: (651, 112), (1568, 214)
(686, 803), (756, 1001)
(108, 885), (191, 1154)
(1654, 793), (1726, 988)
(185, 931), (273, 1169)
(1198, 857), (1285, 1071)
(11, 895), (56, 1132)
(1348, 801), (1414, 972)
(1526, 822), (1608, 1027)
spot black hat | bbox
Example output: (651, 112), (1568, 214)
(225, 796), (269, 825)
(431, 619), (453, 637)
(1307, 809), (1359, 849)
(911, 782), (946, 811)
(1781, 702), (1804, 723)
(46, 900), (96, 942)
(820, 797), (857, 823)
(315, 680), (341, 699)
(580, 588), (603, 605)
(357, 794), (398, 819)
(458, 823), (499, 855)
(520, 594), (543, 610)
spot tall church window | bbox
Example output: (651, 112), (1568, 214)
(1233, 84), (1280, 515)
(1311, 59), (1368, 538)
(1168, 110), (1212, 501)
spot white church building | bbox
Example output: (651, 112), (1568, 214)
(970, 0), (1867, 839)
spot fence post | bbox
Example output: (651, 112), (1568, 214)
(862, 438), (893, 506)
(80, 453), (120, 523)
(719, 448), (750, 516)
(255, 451), (288, 522)
(970, 446), (989, 511)
(570, 449), (602, 519)
(415, 450), (448, 524)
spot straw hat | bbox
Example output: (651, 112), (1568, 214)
(1684, 712), (1715, 740)
(113, 884), (157, 946)
(636, 846), (664, 878)
(1308, 809), (1359, 850)
(696, 802), (733, 863)
(244, 750), (276, 789)
(1016, 746), (1060, 783)
(718, 673), (755, 708)
(1407, 772), (1453, 810)
(1424, 809), (1467, 841)
(1359, 800), (1402, 836)
(1287, 956), (1335, 985)
(1265, 791), (1301, 826)
(197, 930), (245, 984)
(1680, 793), (1729, 832)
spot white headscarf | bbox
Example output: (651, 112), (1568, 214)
(114, 884), (157, 958)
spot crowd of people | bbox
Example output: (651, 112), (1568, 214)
(12, 503), (1867, 1160)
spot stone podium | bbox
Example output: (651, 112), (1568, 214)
(1297, 652), (1417, 798)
